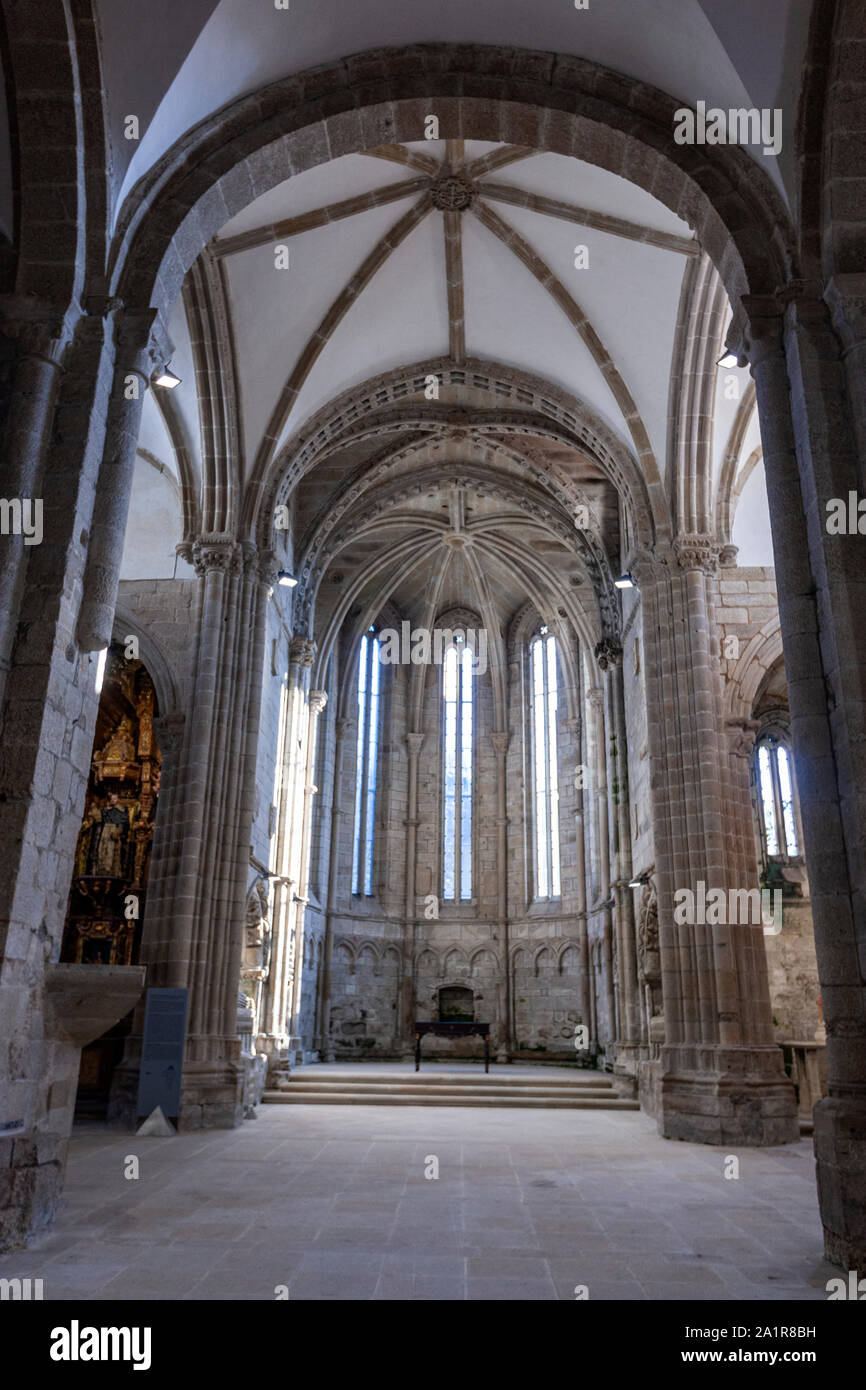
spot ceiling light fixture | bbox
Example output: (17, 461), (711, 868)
(614, 574), (635, 590)
(716, 349), (740, 369)
(277, 570), (298, 588)
(153, 364), (182, 389)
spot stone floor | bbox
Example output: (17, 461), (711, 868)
(1, 1072), (836, 1301)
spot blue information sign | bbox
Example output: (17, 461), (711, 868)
(136, 987), (189, 1120)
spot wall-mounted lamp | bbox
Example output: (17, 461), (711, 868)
(614, 574), (635, 590)
(152, 364), (182, 389)
(628, 873), (650, 889)
(716, 349), (740, 369)
(277, 570), (298, 588)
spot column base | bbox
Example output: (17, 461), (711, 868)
(108, 1057), (245, 1131)
(813, 1096), (866, 1270)
(658, 1044), (799, 1146)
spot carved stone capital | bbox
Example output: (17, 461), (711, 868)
(192, 535), (242, 576)
(406, 732), (425, 754)
(739, 293), (785, 369)
(308, 690), (328, 716)
(0, 295), (76, 366)
(113, 306), (170, 382)
(257, 548), (281, 588)
(674, 532), (721, 575)
(594, 637), (623, 671)
(289, 637), (316, 669)
(490, 731), (509, 755)
(726, 718), (761, 759)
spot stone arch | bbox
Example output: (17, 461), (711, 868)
(1, 0), (107, 301)
(469, 947), (498, 975)
(715, 381), (758, 545)
(334, 940), (355, 972)
(112, 603), (180, 718)
(108, 46), (797, 345)
(416, 948), (439, 976)
(534, 945), (555, 975)
(443, 946), (469, 976)
(559, 942), (581, 975)
(724, 616), (785, 722)
(356, 941), (379, 974)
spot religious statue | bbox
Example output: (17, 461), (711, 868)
(80, 792), (138, 878)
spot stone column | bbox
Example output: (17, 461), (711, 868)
(401, 731), (424, 1045)
(598, 641), (640, 1077)
(76, 309), (168, 652)
(113, 537), (275, 1129)
(261, 637), (315, 1077)
(287, 689), (327, 1056)
(565, 714), (592, 1049)
(633, 543), (797, 1145)
(318, 716), (351, 1061)
(0, 298), (74, 714)
(0, 302), (136, 1246)
(491, 731), (510, 1059)
(741, 289), (866, 1264)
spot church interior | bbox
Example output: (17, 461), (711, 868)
(0, 0), (865, 1309)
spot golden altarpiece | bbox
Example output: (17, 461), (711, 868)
(61, 644), (161, 1111)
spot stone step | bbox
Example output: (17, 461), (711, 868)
(288, 1070), (613, 1088)
(262, 1089), (639, 1109)
(280, 1080), (617, 1099)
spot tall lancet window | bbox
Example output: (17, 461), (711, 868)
(351, 629), (380, 896)
(531, 628), (561, 899)
(442, 638), (473, 901)
(756, 734), (799, 862)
